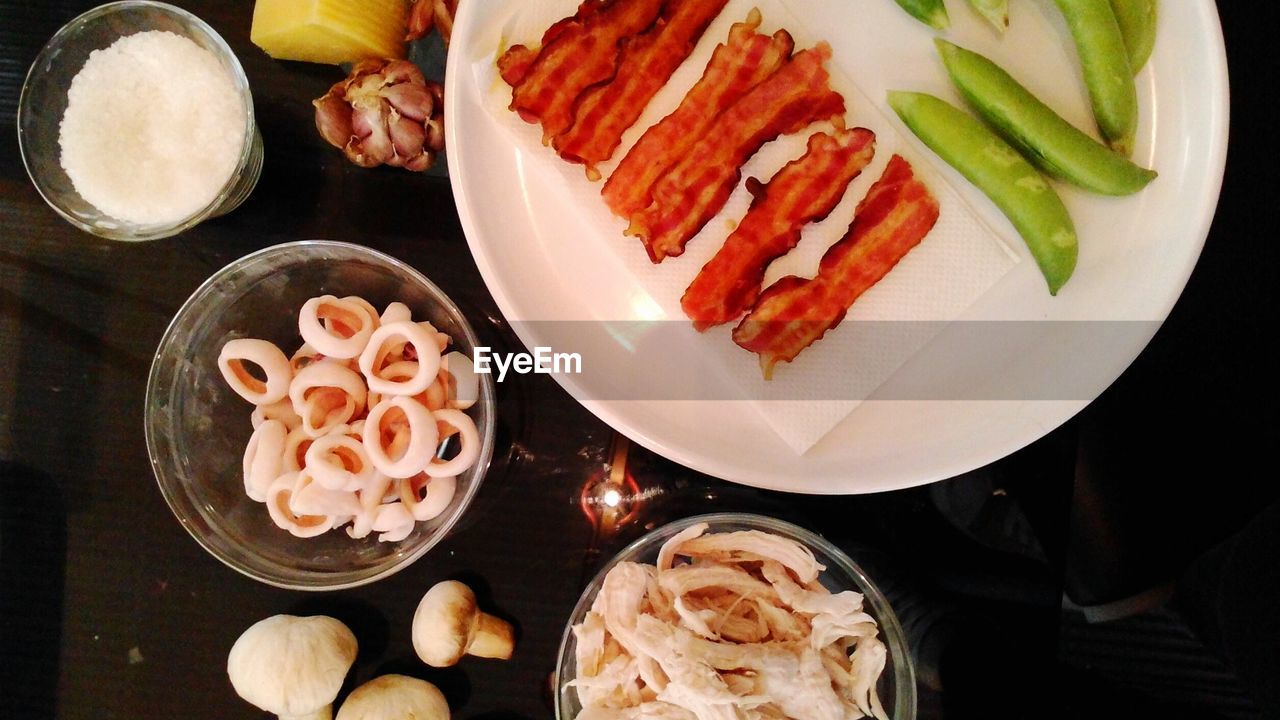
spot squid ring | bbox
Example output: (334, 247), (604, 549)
(358, 321), (441, 396)
(399, 473), (457, 522)
(282, 425), (315, 473)
(288, 469), (362, 517)
(380, 301), (413, 325)
(289, 361), (368, 437)
(251, 398), (302, 432)
(243, 420), (287, 502)
(298, 295), (377, 360)
(346, 474), (393, 540)
(343, 296), (381, 332)
(425, 408), (480, 478)
(362, 396), (439, 478)
(218, 339), (292, 405)
(266, 472), (334, 538)
(371, 502), (415, 543)
(305, 433), (377, 492)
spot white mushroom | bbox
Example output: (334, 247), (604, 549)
(334, 675), (449, 720)
(227, 614), (357, 720)
(412, 580), (514, 667)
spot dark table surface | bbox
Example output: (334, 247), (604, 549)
(1, 2), (1275, 719)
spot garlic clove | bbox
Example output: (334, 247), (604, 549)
(314, 94), (355, 150)
(382, 83), (434, 122)
(383, 59), (427, 87)
(389, 114), (427, 163)
(405, 152), (435, 173)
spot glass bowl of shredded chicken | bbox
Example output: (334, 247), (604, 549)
(555, 513), (916, 720)
(145, 241), (495, 590)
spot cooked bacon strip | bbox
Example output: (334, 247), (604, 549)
(732, 155), (941, 379)
(497, 44), (539, 87)
(627, 43), (846, 263)
(681, 128), (876, 330)
(502, 0), (666, 143)
(602, 10), (794, 218)
(554, 0), (730, 179)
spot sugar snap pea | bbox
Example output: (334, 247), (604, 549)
(968, 0), (1009, 32)
(1053, 0), (1138, 156)
(892, 0), (949, 30)
(888, 91), (1077, 295)
(1109, 0), (1157, 73)
(937, 40), (1156, 195)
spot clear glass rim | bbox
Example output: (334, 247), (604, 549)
(16, 0), (258, 242)
(143, 240), (497, 590)
(553, 512), (918, 720)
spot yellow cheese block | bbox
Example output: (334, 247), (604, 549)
(251, 0), (408, 65)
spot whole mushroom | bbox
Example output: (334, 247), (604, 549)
(227, 614), (358, 720)
(412, 580), (514, 667)
(335, 675), (449, 720)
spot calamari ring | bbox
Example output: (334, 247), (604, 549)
(348, 419), (366, 438)
(289, 361), (368, 437)
(243, 419), (287, 502)
(425, 408), (479, 478)
(378, 360), (447, 411)
(282, 426), (316, 473)
(371, 502), (415, 543)
(251, 398), (302, 431)
(347, 474), (392, 540)
(399, 473), (457, 522)
(362, 396), (439, 478)
(358, 321), (441, 396)
(290, 342), (321, 373)
(288, 469), (362, 517)
(442, 351), (479, 410)
(298, 295), (377, 360)
(380, 301), (413, 325)
(266, 472), (333, 538)
(218, 339), (291, 405)
(421, 374), (448, 412)
(305, 433), (377, 492)
(342, 296), (381, 332)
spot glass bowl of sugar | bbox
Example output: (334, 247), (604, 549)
(17, 1), (263, 241)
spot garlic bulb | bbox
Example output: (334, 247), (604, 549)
(313, 59), (444, 172)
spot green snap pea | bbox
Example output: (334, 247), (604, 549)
(967, 0), (1009, 32)
(888, 91), (1077, 295)
(937, 40), (1156, 195)
(1109, 0), (1157, 73)
(1053, 0), (1138, 156)
(892, 0), (949, 30)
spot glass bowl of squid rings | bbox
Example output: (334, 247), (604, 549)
(145, 240), (496, 590)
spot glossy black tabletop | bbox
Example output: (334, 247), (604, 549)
(1, 2), (1275, 719)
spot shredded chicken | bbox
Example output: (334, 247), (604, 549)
(570, 528), (891, 720)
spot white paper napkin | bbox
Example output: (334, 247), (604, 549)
(472, 0), (1019, 454)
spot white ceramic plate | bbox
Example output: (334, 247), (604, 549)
(446, 0), (1229, 494)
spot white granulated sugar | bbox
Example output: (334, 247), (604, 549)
(59, 31), (246, 226)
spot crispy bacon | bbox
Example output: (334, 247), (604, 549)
(732, 155), (941, 379)
(602, 10), (794, 218)
(554, 0), (731, 180)
(681, 128), (877, 330)
(502, 0), (666, 143)
(627, 43), (846, 263)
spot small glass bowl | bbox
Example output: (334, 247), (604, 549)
(144, 241), (495, 590)
(17, 1), (263, 241)
(555, 513), (917, 720)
